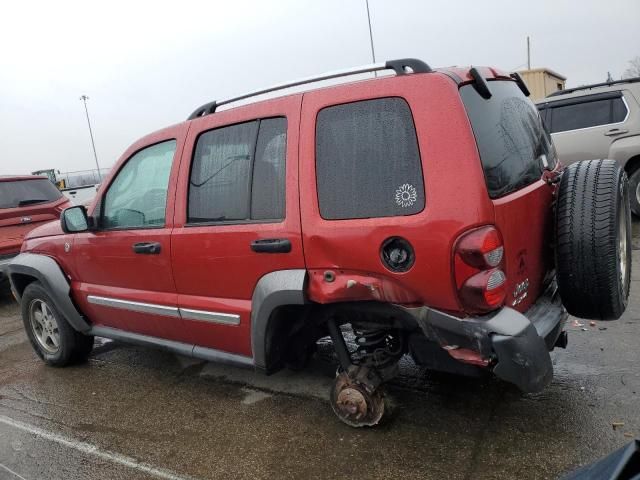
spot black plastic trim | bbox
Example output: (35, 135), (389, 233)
(7, 253), (91, 333)
(401, 281), (567, 393)
(250, 270), (307, 371)
(548, 76), (640, 97)
(89, 326), (253, 368)
(510, 72), (530, 97)
(537, 90), (623, 110)
(469, 67), (492, 99)
(188, 101), (218, 120)
(384, 58), (432, 75)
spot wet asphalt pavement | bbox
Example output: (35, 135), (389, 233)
(1, 236), (639, 480)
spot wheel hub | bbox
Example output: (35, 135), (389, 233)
(330, 370), (385, 427)
(619, 203), (628, 287)
(29, 299), (60, 355)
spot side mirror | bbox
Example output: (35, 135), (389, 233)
(61, 206), (90, 233)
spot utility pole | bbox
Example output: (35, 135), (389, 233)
(365, 0), (377, 76)
(79, 95), (102, 182)
(527, 36), (531, 70)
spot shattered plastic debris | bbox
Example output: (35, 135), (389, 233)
(572, 319), (585, 327)
(612, 422), (625, 430)
(624, 432), (634, 438)
(589, 321), (597, 327)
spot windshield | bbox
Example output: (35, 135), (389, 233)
(0, 178), (63, 209)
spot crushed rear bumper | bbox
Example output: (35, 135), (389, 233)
(401, 281), (568, 392)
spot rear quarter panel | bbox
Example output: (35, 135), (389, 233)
(299, 73), (494, 312)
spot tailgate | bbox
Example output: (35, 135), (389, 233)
(493, 180), (555, 312)
(459, 79), (560, 313)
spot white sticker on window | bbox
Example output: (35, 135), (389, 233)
(395, 183), (417, 208)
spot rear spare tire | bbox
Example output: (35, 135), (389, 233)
(556, 159), (631, 320)
(626, 165), (640, 217)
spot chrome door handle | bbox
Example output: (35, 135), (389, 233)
(604, 128), (629, 136)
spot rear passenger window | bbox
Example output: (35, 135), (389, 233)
(461, 81), (556, 199)
(611, 97), (627, 123)
(188, 118), (286, 223)
(551, 100), (610, 132)
(315, 98), (424, 220)
(543, 93), (628, 133)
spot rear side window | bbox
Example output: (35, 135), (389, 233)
(540, 93), (628, 133)
(0, 179), (62, 209)
(460, 81), (556, 199)
(315, 98), (424, 220)
(188, 117), (287, 223)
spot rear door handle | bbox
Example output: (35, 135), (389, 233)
(132, 242), (161, 254)
(250, 238), (291, 253)
(604, 128), (629, 136)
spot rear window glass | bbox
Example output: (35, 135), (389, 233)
(0, 179), (62, 209)
(315, 97), (424, 220)
(460, 81), (556, 199)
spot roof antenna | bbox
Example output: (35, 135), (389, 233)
(365, 0), (377, 77)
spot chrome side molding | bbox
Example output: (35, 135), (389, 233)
(87, 295), (240, 326)
(178, 308), (240, 325)
(87, 295), (180, 318)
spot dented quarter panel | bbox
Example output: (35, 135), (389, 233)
(299, 72), (495, 313)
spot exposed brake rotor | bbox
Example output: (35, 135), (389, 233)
(330, 369), (385, 427)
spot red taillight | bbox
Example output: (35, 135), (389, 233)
(454, 226), (506, 314)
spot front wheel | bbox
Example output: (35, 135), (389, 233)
(21, 282), (94, 366)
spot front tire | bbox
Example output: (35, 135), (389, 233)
(21, 282), (94, 366)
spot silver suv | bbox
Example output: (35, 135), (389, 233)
(536, 77), (640, 215)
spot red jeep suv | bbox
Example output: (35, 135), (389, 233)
(0, 176), (70, 288)
(7, 59), (631, 427)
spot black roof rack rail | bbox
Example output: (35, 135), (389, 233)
(547, 76), (640, 97)
(187, 58), (433, 120)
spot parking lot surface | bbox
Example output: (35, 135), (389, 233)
(1, 232), (639, 480)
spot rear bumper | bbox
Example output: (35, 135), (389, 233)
(401, 281), (568, 393)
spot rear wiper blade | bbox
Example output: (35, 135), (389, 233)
(18, 199), (49, 206)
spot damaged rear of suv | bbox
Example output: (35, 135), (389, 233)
(8, 59), (631, 427)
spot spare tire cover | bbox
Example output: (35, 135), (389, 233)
(555, 159), (631, 320)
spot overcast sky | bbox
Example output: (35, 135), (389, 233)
(1, 0), (639, 176)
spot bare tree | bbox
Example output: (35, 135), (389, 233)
(622, 56), (640, 79)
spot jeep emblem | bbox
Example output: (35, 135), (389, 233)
(20, 216), (32, 223)
(64, 242), (71, 253)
